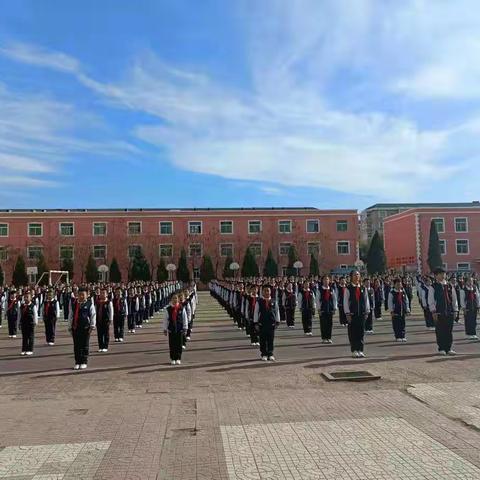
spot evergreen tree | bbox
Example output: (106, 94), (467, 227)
(61, 257), (74, 281)
(129, 248), (151, 281)
(286, 245), (299, 276)
(428, 220), (443, 272)
(109, 257), (122, 283)
(0, 265), (4, 286)
(200, 255), (215, 284)
(85, 254), (98, 283)
(177, 248), (190, 282)
(157, 257), (168, 282)
(36, 254), (49, 286)
(309, 253), (319, 276)
(263, 249), (278, 277)
(222, 255), (234, 279)
(241, 247), (259, 277)
(12, 255), (28, 287)
(366, 231), (387, 275)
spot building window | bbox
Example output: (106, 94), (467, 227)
(249, 243), (262, 257)
(278, 220), (292, 234)
(340, 264), (348, 269)
(93, 222), (107, 236)
(432, 218), (445, 233)
(457, 262), (471, 271)
(282, 266), (288, 276)
(455, 217), (468, 233)
(28, 223), (43, 237)
(307, 242), (320, 256)
(336, 220), (348, 232)
(279, 242), (292, 256)
(193, 267), (200, 281)
(128, 245), (142, 259)
(27, 246), (44, 260)
(188, 221), (202, 235)
(59, 245), (74, 260)
(337, 241), (350, 255)
(128, 222), (142, 235)
(93, 245), (106, 260)
(159, 244), (173, 257)
(59, 222), (74, 236)
(189, 243), (202, 257)
(220, 220), (233, 234)
(159, 221), (173, 235)
(456, 239), (469, 255)
(0, 247), (7, 262)
(0, 224), (8, 237)
(248, 220), (262, 234)
(306, 219), (319, 233)
(439, 240), (446, 256)
(442, 263), (448, 271)
(220, 243), (233, 257)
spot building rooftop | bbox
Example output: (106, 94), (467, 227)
(364, 202), (480, 211)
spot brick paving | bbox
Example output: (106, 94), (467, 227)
(1, 292), (480, 478)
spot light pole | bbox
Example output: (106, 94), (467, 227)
(166, 263), (176, 281)
(229, 262), (240, 279)
(293, 260), (303, 277)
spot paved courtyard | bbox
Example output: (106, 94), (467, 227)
(2, 292), (480, 479)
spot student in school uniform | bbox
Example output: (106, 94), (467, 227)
(364, 278), (375, 334)
(276, 281), (286, 323)
(316, 275), (337, 344)
(95, 288), (113, 352)
(337, 277), (348, 327)
(127, 287), (139, 333)
(284, 282), (297, 328)
(69, 287), (96, 370)
(297, 281), (316, 336)
(460, 277), (480, 339)
(247, 285), (260, 346)
(343, 270), (371, 358)
(6, 289), (20, 338)
(20, 290), (38, 356)
(43, 289), (60, 345)
(113, 287), (128, 342)
(428, 267), (459, 356)
(372, 278), (384, 322)
(163, 293), (188, 365)
(388, 278), (410, 342)
(253, 285), (280, 361)
(419, 276), (435, 330)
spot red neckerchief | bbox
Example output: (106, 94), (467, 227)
(397, 291), (402, 307)
(73, 301), (80, 330)
(323, 288), (331, 301)
(469, 289), (475, 301)
(171, 304), (180, 323)
(355, 286), (361, 301)
(114, 298), (120, 312)
(97, 300), (105, 322)
(264, 298), (271, 310)
(45, 301), (50, 317)
(8, 299), (15, 311)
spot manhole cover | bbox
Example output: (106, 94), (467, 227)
(322, 371), (381, 382)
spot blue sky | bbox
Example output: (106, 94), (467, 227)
(1, 0), (480, 210)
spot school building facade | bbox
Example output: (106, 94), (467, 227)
(0, 207), (359, 283)
(384, 206), (480, 274)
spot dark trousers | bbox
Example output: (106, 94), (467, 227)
(320, 312), (333, 340)
(21, 322), (35, 352)
(113, 314), (125, 339)
(435, 314), (454, 352)
(44, 317), (56, 343)
(339, 307), (347, 325)
(136, 309), (144, 326)
(249, 320), (258, 343)
(285, 308), (295, 327)
(279, 305), (286, 322)
(259, 328), (275, 357)
(73, 328), (90, 364)
(424, 308), (435, 328)
(347, 314), (365, 352)
(374, 304), (382, 319)
(97, 321), (110, 349)
(464, 309), (477, 336)
(127, 313), (136, 330)
(301, 310), (313, 333)
(7, 314), (17, 336)
(168, 331), (183, 360)
(365, 312), (373, 331)
(391, 314), (406, 339)
(235, 311), (244, 329)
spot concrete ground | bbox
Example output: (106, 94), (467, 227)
(1, 291), (480, 479)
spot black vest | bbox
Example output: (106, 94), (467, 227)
(166, 305), (184, 333)
(285, 291), (296, 310)
(433, 282), (454, 316)
(319, 287), (335, 313)
(20, 303), (35, 326)
(390, 289), (408, 316)
(347, 285), (367, 316)
(72, 300), (93, 330)
(257, 298), (277, 329)
(43, 300), (57, 321)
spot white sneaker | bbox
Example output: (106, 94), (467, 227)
(74, 364), (80, 370)
(352, 351), (359, 358)
(12, 335), (17, 338)
(428, 327), (436, 331)
(327, 339), (333, 344)
(98, 349), (103, 353)
(438, 350), (447, 356)
(366, 330), (374, 334)
(267, 356), (275, 362)
(171, 360), (176, 365)
(26, 351), (33, 356)
(261, 356), (268, 361)
(176, 360), (181, 365)
(358, 352), (366, 358)
(306, 332), (313, 336)
(103, 349), (108, 352)
(447, 350), (457, 356)
(80, 364), (87, 369)
(182, 345), (186, 350)
(21, 352), (26, 356)
(132, 329), (135, 333)
(119, 338), (124, 342)
(251, 342), (256, 346)
(396, 338), (403, 342)
(186, 336), (191, 340)
(402, 338), (407, 343)
(48, 342), (54, 346)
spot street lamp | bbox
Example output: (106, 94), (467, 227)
(293, 260), (303, 277)
(229, 262), (240, 279)
(166, 263), (176, 281)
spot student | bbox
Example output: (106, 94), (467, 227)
(6, 289), (20, 338)
(428, 267), (459, 355)
(20, 291), (38, 356)
(43, 289), (60, 345)
(419, 276), (435, 330)
(247, 285), (260, 345)
(373, 278), (384, 322)
(253, 285), (280, 361)
(337, 277), (348, 326)
(460, 277), (479, 339)
(69, 287), (96, 370)
(95, 288), (113, 352)
(126, 288), (139, 333)
(113, 287), (128, 342)
(284, 282), (297, 328)
(344, 270), (371, 358)
(388, 278), (410, 342)
(297, 281), (316, 336)
(317, 275), (337, 343)
(364, 278), (375, 334)
(163, 293), (188, 365)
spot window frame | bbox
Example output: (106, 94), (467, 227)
(336, 240), (351, 255)
(219, 243), (234, 257)
(188, 221), (203, 235)
(279, 242), (292, 256)
(219, 220), (234, 235)
(249, 242), (262, 257)
(93, 222), (107, 236)
(306, 219), (320, 233)
(188, 243), (203, 257)
(59, 222), (75, 237)
(59, 245), (74, 260)
(454, 217), (468, 233)
(336, 220), (348, 232)
(431, 217), (445, 233)
(159, 221), (173, 236)
(92, 244), (107, 260)
(159, 244), (173, 258)
(27, 245), (44, 260)
(248, 220), (262, 235)
(307, 242), (320, 256)
(0, 223), (9, 237)
(278, 220), (292, 234)
(439, 239), (447, 256)
(0, 246), (7, 262)
(128, 244), (142, 259)
(456, 239), (469, 255)
(457, 262), (471, 271)
(28, 222), (43, 237)
(127, 221), (142, 236)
